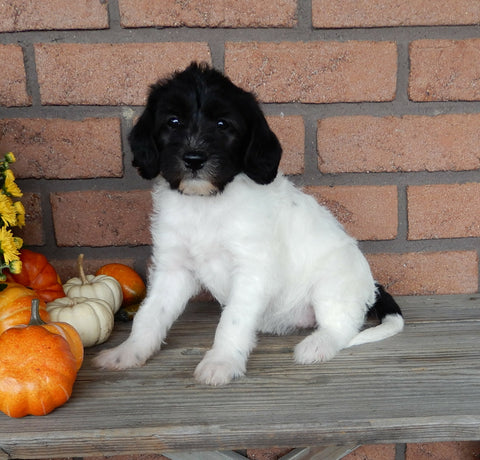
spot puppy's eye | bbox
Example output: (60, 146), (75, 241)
(217, 119), (229, 130)
(167, 117), (181, 128)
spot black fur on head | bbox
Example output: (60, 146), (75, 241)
(129, 62), (282, 195)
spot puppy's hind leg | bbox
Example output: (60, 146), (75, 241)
(294, 300), (363, 365)
(94, 269), (198, 370)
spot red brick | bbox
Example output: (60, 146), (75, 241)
(0, 118), (122, 179)
(408, 183), (480, 240)
(312, 0), (480, 28)
(305, 185), (398, 241)
(0, 44), (30, 107)
(267, 116), (304, 175)
(225, 41), (397, 103)
(406, 441), (480, 460)
(409, 39), (480, 101)
(367, 251), (479, 295)
(50, 190), (152, 247)
(0, 0), (108, 32)
(34, 43), (211, 105)
(317, 114), (480, 173)
(15, 193), (44, 246)
(342, 444), (396, 460)
(119, 0), (297, 28)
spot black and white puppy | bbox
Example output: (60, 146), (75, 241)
(94, 62), (403, 385)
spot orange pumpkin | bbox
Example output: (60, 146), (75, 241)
(0, 299), (83, 418)
(28, 299), (84, 371)
(96, 263), (146, 307)
(7, 249), (65, 302)
(0, 282), (50, 334)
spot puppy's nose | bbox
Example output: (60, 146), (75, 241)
(183, 152), (207, 171)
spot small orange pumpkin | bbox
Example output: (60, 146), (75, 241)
(0, 282), (50, 334)
(96, 263), (146, 307)
(7, 249), (65, 302)
(0, 299), (84, 418)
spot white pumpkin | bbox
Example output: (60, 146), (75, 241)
(63, 254), (123, 313)
(47, 296), (114, 347)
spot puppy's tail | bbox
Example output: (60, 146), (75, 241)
(347, 284), (404, 347)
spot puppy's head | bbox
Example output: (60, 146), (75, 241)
(129, 62), (282, 195)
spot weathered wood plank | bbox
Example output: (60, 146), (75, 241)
(0, 295), (479, 459)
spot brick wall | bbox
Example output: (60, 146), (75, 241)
(0, 0), (479, 294)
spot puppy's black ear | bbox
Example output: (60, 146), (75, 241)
(129, 90), (162, 180)
(243, 96), (282, 185)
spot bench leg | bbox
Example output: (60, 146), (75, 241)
(282, 445), (359, 459)
(166, 451), (248, 460)
(165, 445), (359, 460)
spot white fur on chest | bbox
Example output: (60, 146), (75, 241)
(150, 175), (274, 302)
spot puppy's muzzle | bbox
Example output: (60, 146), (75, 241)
(183, 151), (207, 171)
(179, 150), (218, 196)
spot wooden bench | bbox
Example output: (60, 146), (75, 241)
(1, 294), (479, 459)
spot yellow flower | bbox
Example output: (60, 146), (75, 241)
(14, 201), (25, 227)
(9, 259), (22, 275)
(0, 227), (20, 265)
(13, 237), (23, 249)
(0, 194), (17, 227)
(5, 152), (16, 163)
(3, 169), (22, 198)
(0, 153), (26, 274)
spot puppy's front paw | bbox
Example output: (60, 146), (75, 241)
(93, 341), (149, 370)
(194, 350), (245, 386)
(294, 332), (340, 364)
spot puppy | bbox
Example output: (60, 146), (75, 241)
(94, 62), (403, 385)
